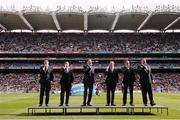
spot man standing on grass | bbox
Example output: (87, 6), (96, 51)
(137, 58), (156, 106)
(104, 61), (119, 106)
(59, 61), (74, 106)
(121, 59), (136, 106)
(39, 59), (54, 107)
(81, 59), (95, 106)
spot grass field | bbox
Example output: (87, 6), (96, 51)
(0, 92), (180, 120)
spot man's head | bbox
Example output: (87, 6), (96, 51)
(109, 61), (115, 69)
(141, 58), (147, 65)
(124, 59), (130, 68)
(87, 59), (92, 66)
(44, 59), (49, 68)
(65, 61), (70, 67)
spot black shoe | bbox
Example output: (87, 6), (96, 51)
(130, 104), (134, 106)
(111, 104), (116, 106)
(81, 104), (86, 106)
(122, 104), (126, 106)
(46, 104), (48, 107)
(39, 104), (42, 107)
(66, 104), (69, 106)
(106, 104), (110, 106)
(59, 104), (63, 106)
(144, 104), (147, 106)
(87, 104), (92, 106)
(151, 103), (156, 106)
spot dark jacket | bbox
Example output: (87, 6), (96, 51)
(121, 66), (136, 85)
(60, 68), (74, 85)
(137, 64), (153, 85)
(39, 66), (54, 86)
(104, 69), (119, 85)
(83, 65), (95, 85)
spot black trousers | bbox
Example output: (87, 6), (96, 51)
(39, 84), (50, 105)
(83, 84), (93, 105)
(141, 83), (154, 105)
(60, 84), (71, 105)
(106, 84), (116, 105)
(123, 84), (133, 105)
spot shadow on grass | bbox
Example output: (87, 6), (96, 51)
(17, 112), (156, 116)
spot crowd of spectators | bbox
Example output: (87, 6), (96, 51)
(153, 73), (180, 92)
(0, 33), (180, 52)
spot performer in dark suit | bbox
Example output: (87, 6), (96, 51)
(121, 60), (136, 106)
(39, 59), (54, 107)
(137, 58), (156, 106)
(59, 61), (74, 106)
(104, 61), (119, 106)
(81, 59), (95, 106)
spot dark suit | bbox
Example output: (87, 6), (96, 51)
(39, 66), (54, 105)
(121, 67), (136, 105)
(60, 68), (74, 105)
(137, 64), (155, 105)
(82, 65), (95, 105)
(104, 69), (119, 105)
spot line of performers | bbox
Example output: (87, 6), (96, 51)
(39, 58), (156, 107)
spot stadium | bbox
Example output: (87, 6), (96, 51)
(0, 0), (180, 119)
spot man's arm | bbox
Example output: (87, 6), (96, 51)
(132, 68), (136, 82)
(121, 67), (126, 73)
(116, 70), (119, 83)
(71, 70), (74, 83)
(50, 69), (54, 82)
(83, 65), (91, 73)
(149, 66), (154, 83)
(39, 66), (43, 83)
(104, 66), (109, 76)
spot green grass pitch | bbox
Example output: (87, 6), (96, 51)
(0, 92), (180, 120)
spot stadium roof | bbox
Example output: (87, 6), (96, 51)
(0, 10), (180, 32)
